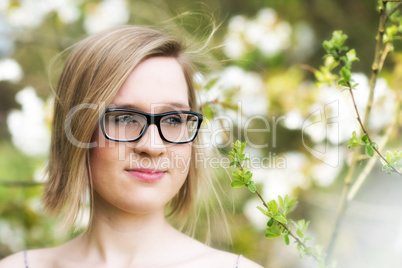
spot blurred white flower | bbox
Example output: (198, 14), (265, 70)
(0, 58), (23, 82)
(223, 35), (247, 60)
(54, 0), (81, 24)
(5, 0), (81, 28)
(293, 22), (316, 60)
(244, 151), (309, 227)
(6, 0), (50, 28)
(284, 109), (303, 130)
(224, 8), (292, 59)
(256, 8), (277, 27)
(211, 66), (267, 116)
(258, 31), (282, 56)
(275, 21), (292, 46)
(0, 221), (24, 251)
(7, 87), (50, 156)
(244, 197), (268, 229)
(252, 152), (308, 197)
(310, 146), (343, 186)
(244, 20), (266, 46)
(228, 15), (247, 33)
(84, 0), (129, 34)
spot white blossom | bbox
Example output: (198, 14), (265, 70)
(84, 0), (129, 34)
(7, 87), (51, 156)
(0, 58), (22, 82)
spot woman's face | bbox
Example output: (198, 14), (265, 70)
(89, 56), (192, 216)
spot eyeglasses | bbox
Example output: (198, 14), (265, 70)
(100, 108), (203, 144)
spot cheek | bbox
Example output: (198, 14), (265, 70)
(89, 130), (126, 184)
(168, 144), (192, 177)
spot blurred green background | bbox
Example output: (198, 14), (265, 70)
(0, 0), (402, 267)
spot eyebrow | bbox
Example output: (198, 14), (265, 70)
(109, 102), (191, 110)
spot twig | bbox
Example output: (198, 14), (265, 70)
(347, 84), (402, 175)
(236, 161), (320, 262)
(364, 1), (387, 126)
(348, 102), (401, 201)
(0, 180), (43, 187)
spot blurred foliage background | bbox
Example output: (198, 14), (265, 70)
(0, 0), (402, 267)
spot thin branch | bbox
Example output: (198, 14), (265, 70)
(364, 1), (388, 126)
(347, 103), (400, 201)
(0, 180), (43, 187)
(348, 85), (402, 175)
(387, 2), (402, 19)
(236, 161), (320, 262)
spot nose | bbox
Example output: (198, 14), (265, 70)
(131, 124), (166, 156)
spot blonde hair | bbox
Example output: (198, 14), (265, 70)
(43, 25), (217, 235)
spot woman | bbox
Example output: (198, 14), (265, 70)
(0, 26), (262, 267)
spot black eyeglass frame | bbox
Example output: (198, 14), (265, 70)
(100, 108), (203, 144)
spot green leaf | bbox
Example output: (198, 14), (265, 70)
(346, 49), (359, 63)
(274, 214), (288, 224)
(278, 195), (284, 211)
(244, 171), (253, 183)
(257, 206), (270, 217)
(304, 246), (313, 256)
(232, 170), (243, 181)
(351, 83), (359, 89)
(361, 134), (369, 144)
(286, 196), (298, 212)
(366, 145), (374, 157)
(265, 226), (281, 239)
(386, 151), (393, 163)
(284, 234), (290, 245)
(293, 219), (309, 239)
(340, 66), (351, 81)
(296, 228), (304, 239)
(267, 200), (278, 215)
(303, 236), (313, 243)
(267, 218), (274, 227)
(247, 183), (256, 193)
(322, 40), (332, 53)
(231, 180), (245, 188)
(347, 131), (365, 148)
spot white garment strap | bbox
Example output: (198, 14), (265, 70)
(23, 250), (29, 268)
(235, 254), (243, 268)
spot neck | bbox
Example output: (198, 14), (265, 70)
(76, 195), (178, 266)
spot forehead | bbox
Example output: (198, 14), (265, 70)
(111, 57), (190, 112)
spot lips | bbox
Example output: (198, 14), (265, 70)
(126, 168), (166, 182)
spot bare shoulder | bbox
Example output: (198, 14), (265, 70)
(0, 251), (25, 268)
(170, 230), (262, 268)
(236, 254), (264, 268)
(206, 248), (263, 268)
(0, 247), (56, 268)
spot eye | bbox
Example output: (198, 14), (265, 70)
(115, 114), (137, 124)
(163, 115), (184, 125)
